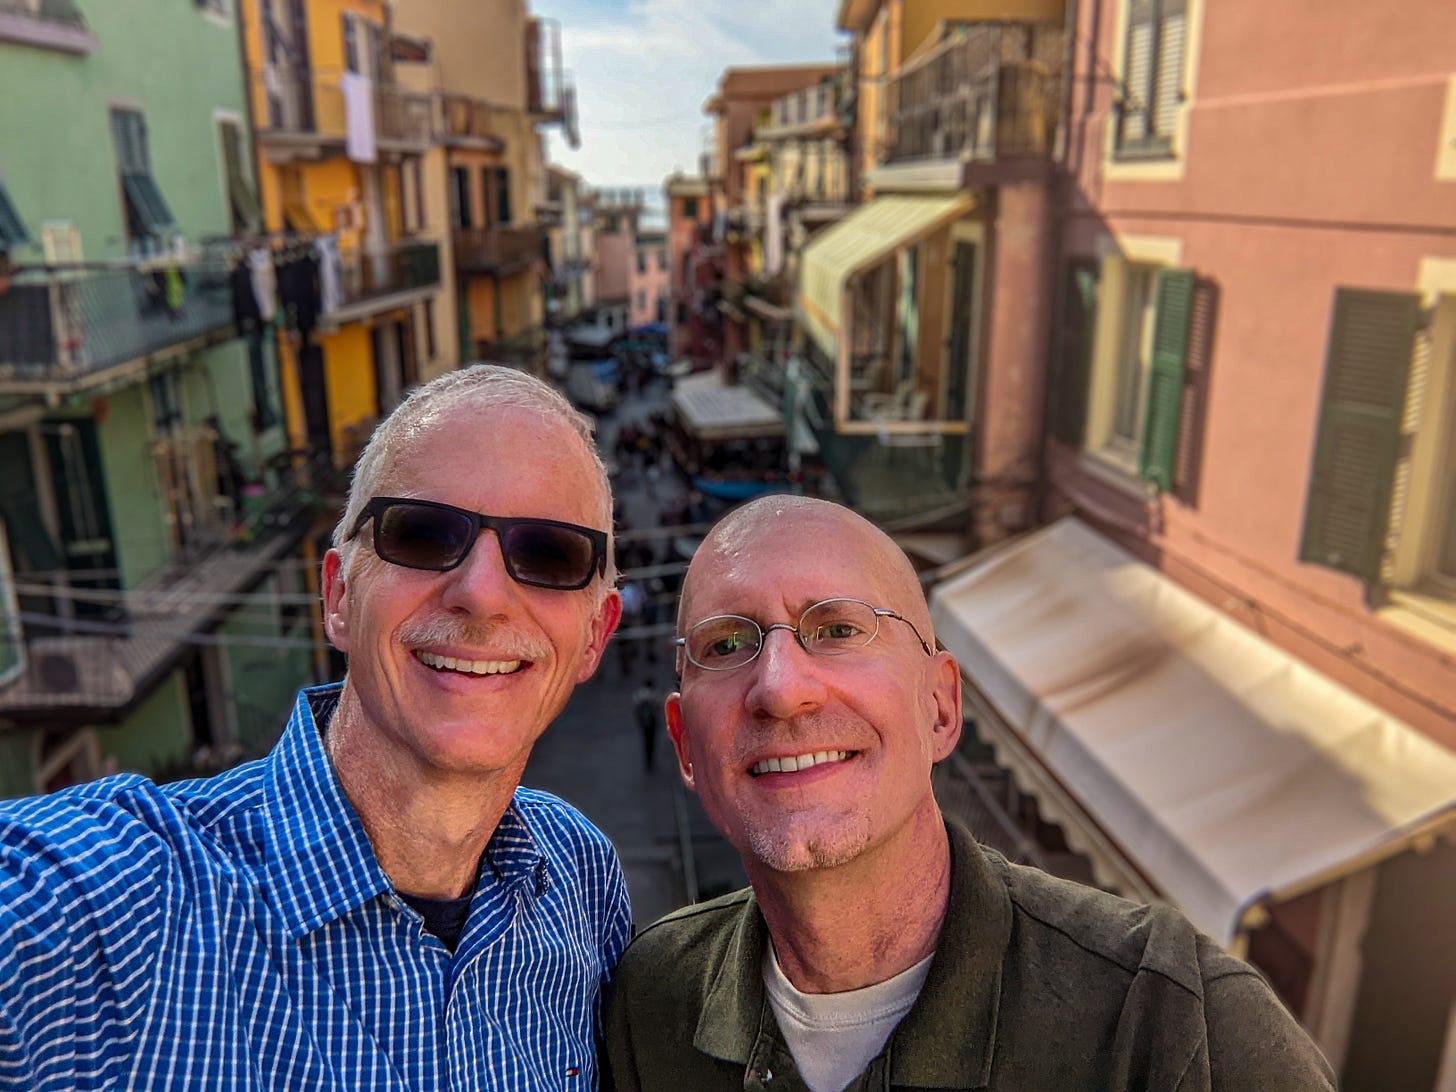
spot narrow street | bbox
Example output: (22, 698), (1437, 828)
(521, 370), (747, 928)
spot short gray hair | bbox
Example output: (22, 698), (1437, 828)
(333, 364), (616, 586)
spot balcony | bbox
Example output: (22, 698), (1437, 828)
(439, 93), (507, 151)
(0, 257), (234, 393)
(0, 0), (95, 54)
(0, 471), (317, 725)
(882, 22), (1066, 166)
(328, 241), (441, 323)
(251, 66), (436, 157)
(761, 81), (842, 138)
(454, 226), (545, 277)
(526, 18), (579, 148)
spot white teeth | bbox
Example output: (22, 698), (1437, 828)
(750, 750), (850, 776)
(416, 651), (523, 675)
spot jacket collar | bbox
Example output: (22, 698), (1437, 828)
(692, 818), (1009, 1087)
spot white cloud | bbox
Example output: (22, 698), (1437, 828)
(530, 0), (844, 189)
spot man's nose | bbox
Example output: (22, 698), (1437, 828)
(744, 626), (828, 720)
(440, 529), (516, 609)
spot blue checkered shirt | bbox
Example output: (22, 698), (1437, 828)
(0, 684), (632, 1090)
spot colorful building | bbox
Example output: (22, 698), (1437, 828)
(238, 0), (444, 464)
(922, 1), (1456, 1087)
(0, 0), (315, 795)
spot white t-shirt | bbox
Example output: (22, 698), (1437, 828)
(761, 944), (933, 1092)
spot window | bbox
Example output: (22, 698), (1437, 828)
(424, 297), (437, 360)
(450, 166), (471, 229)
(110, 108), (175, 246)
(636, 291), (646, 310)
(216, 117), (259, 235)
(658, 251), (668, 272)
(493, 167), (512, 226)
(1302, 288), (1456, 608)
(682, 197), (698, 220)
(1081, 256), (1194, 489)
(636, 251), (647, 274)
(1115, 0), (1188, 157)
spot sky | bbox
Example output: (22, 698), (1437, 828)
(527, 0), (845, 192)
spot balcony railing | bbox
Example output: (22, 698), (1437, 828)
(439, 93), (508, 148)
(334, 241), (441, 312)
(882, 22), (1066, 164)
(251, 66), (435, 149)
(763, 82), (841, 135)
(0, 258), (233, 389)
(0, 0), (94, 53)
(453, 226), (545, 276)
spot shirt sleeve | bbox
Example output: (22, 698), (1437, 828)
(1200, 966), (1337, 1091)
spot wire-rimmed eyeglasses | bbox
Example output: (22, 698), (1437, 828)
(674, 597), (935, 672)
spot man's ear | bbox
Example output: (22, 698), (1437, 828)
(927, 652), (962, 762)
(575, 588), (623, 683)
(665, 692), (695, 790)
(321, 548), (350, 652)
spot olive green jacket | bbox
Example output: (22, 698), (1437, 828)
(603, 820), (1334, 1091)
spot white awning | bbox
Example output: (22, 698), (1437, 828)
(929, 518), (1456, 944)
(796, 194), (972, 358)
(670, 371), (784, 442)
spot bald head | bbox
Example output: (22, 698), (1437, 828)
(679, 495), (933, 640)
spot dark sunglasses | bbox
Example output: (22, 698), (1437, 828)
(348, 496), (608, 590)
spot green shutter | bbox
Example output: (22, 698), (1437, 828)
(1299, 288), (1420, 582)
(1053, 259), (1099, 445)
(0, 182), (30, 248)
(1138, 267), (1193, 490)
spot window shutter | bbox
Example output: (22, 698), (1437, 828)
(1152, 0), (1188, 140)
(1052, 259), (1099, 445)
(0, 182), (30, 248)
(1138, 266), (1193, 490)
(1119, 0), (1156, 146)
(1299, 289), (1420, 582)
(219, 121), (260, 232)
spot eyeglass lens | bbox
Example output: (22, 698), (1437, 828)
(686, 599), (881, 669)
(373, 501), (598, 588)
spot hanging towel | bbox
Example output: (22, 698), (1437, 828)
(340, 72), (377, 164)
(315, 235), (342, 314)
(248, 247), (277, 322)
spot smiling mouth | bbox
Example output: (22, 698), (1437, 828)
(749, 750), (853, 776)
(414, 650), (525, 676)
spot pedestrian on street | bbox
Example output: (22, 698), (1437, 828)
(0, 366), (630, 1090)
(632, 677), (662, 772)
(618, 578), (647, 677)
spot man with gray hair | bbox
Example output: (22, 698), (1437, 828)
(0, 365), (628, 1090)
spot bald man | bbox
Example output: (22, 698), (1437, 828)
(602, 495), (1333, 1091)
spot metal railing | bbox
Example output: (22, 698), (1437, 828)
(0, 0), (86, 28)
(883, 22), (1065, 164)
(334, 241), (441, 310)
(764, 82), (840, 134)
(250, 66), (434, 147)
(453, 226), (544, 275)
(439, 93), (510, 146)
(0, 258), (233, 387)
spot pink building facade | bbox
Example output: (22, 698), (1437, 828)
(629, 233), (670, 327)
(1011, 1), (1456, 1085)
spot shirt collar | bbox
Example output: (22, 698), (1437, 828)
(260, 685), (553, 939)
(692, 817), (1009, 1087)
(262, 684), (393, 939)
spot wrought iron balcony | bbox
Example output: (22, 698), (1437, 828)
(250, 66), (435, 152)
(439, 93), (507, 150)
(882, 22), (1066, 164)
(0, 257), (234, 392)
(331, 241), (441, 319)
(761, 81), (843, 137)
(453, 226), (545, 276)
(0, 0), (94, 53)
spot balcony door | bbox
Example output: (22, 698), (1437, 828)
(261, 0), (312, 131)
(41, 421), (121, 623)
(943, 232), (982, 422)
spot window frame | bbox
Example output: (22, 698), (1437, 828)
(1114, 0), (1189, 160)
(110, 107), (175, 245)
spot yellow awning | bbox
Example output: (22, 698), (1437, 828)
(928, 518), (1456, 944)
(795, 194), (973, 358)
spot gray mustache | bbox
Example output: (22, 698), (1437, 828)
(400, 616), (551, 661)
